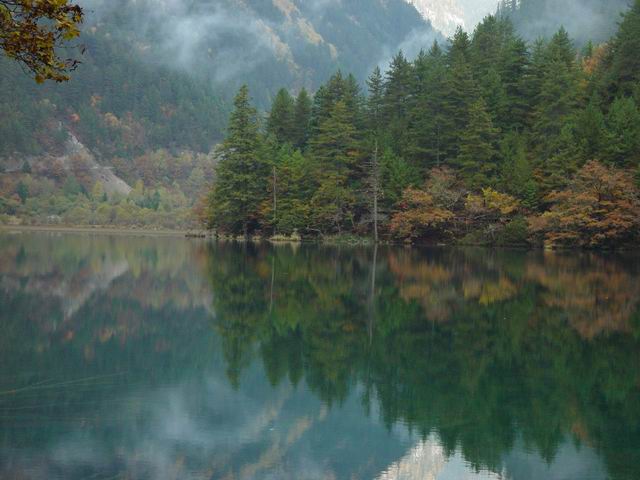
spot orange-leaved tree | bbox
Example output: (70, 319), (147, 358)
(529, 160), (640, 248)
(390, 167), (459, 242)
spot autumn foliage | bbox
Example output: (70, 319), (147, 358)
(390, 167), (520, 244)
(530, 160), (640, 248)
(0, 0), (84, 82)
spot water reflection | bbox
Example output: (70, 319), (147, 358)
(0, 233), (638, 480)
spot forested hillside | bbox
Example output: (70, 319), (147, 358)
(1, 0), (437, 157)
(208, 1), (640, 248)
(0, 0), (439, 228)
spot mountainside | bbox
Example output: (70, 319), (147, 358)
(406, 0), (465, 36)
(407, 0), (498, 36)
(1, 0), (438, 159)
(0, 0), (441, 228)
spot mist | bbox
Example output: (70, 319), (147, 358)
(507, 0), (630, 45)
(78, 0), (441, 101)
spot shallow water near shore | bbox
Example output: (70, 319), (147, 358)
(1, 232), (639, 480)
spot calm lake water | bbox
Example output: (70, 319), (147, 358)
(0, 232), (639, 480)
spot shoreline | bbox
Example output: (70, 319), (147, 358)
(1, 226), (635, 252)
(0, 224), (197, 237)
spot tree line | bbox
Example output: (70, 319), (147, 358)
(207, 1), (640, 248)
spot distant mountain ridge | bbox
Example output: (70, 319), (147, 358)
(1, 0), (439, 159)
(406, 0), (465, 36)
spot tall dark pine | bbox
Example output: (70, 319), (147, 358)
(441, 29), (479, 162)
(292, 88), (312, 150)
(383, 51), (413, 157)
(457, 99), (501, 188)
(406, 41), (453, 171)
(267, 88), (295, 145)
(601, 0), (640, 98)
(531, 28), (581, 183)
(209, 85), (267, 235)
(310, 100), (360, 233)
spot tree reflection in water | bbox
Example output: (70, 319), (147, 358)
(0, 233), (638, 480)
(207, 243), (640, 480)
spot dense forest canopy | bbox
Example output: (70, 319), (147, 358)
(208, 0), (640, 248)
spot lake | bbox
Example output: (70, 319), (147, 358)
(0, 232), (639, 480)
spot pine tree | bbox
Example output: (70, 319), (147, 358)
(292, 88), (312, 150)
(309, 71), (359, 139)
(310, 100), (360, 233)
(531, 29), (581, 169)
(261, 146), (313, 234)
(406, 42), (453, 171)
(604, 96), (640, 168)
(500, 35), (530, 131)
(456, 99), (500, 189)
(366, 66), (384, 134)
(537, 123), (581, 195)
(383, 51), (413, 156)
(601, 0), (640, 98)
(380, 148), (418, 207)
(209, 85), (267, 235)
(441, 32), (480, 162)
(267, 88), (295, 145)
(574, 99), (606, 160)
(499, 132), (539, 209)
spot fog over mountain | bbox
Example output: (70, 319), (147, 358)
(502, 0), (630, 45)
(407, 0), (498, 36)
(81, 0), (439, 100)
(0, 0), (441, 160)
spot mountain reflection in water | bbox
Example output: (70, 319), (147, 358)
(0, 232), (638, 480)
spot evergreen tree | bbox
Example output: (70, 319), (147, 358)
(601, 0), (640, 98)
(531, 29), (581, 172)
(261, 146), (313, 234)
(538, 124), (582, 194)
(499, 132), (539, 209)
(366, 66), (384, 134)
(442, 30), (480, 161)
(604, 96), (640, 168)
(267, 88), (295, 145)
(383, 51), (413, 156)
(310, 100), (360, 233)
(574, 99), (606, 160)
(406, 42), (452, 171)
(456, 99), (500, 189)
(292, 89), (312, 150)
(380, 148), (418, 207)
(209, 85), (267, 235)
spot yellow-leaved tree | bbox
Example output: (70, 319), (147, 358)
(0, 0), (83, 82)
